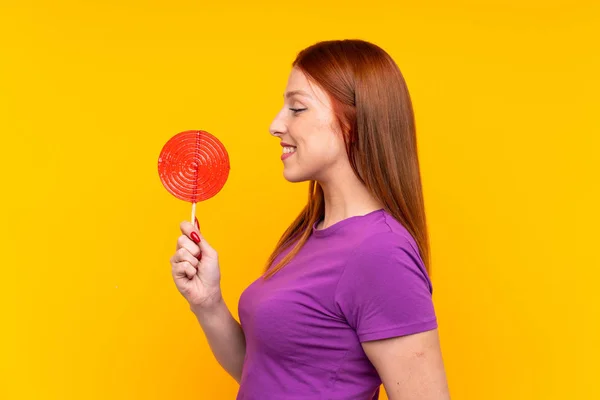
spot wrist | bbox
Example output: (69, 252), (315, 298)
(189, 290), (224, 317)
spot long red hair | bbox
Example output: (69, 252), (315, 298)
(263, 39), (431, 279)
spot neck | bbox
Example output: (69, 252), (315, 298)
(317, 166), (383, 230)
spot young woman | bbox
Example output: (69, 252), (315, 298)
(170, 39), (450, 399)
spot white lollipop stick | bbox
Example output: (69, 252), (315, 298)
(191, 202), (197, 226)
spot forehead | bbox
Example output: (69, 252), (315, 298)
(286, 67), (311, 88)
(285, 68), (330, 106)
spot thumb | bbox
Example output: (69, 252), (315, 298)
(197, 231), (217, 259)
(193, 218), (217, 259)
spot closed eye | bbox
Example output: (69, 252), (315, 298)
(290, 108), (307, 114)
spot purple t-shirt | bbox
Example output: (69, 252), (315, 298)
(237, 209), (437, 399)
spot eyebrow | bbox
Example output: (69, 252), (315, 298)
(284, 90), (312, 99)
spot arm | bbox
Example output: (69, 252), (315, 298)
(362, 329), (450, 400)
(335, 232), (448, 398)
(191, 299), (246, 384)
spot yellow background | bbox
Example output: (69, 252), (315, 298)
(1, 1), (598, 399)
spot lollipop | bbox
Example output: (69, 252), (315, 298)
(158, 130), (230, 224)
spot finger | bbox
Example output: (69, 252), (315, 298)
(182, 262), (196, 280)
(174, 247), (200, 267)
(176, 235), (201, 259)
(180, 220), (201, 245)
(173, 261), (197, 280)
(180, 220), (215, 260)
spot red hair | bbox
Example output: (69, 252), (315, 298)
(263, 39), (431, 279)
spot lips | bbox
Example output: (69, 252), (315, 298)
(281, 151), (295, 160)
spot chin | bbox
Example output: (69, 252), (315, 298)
(283, 168), (312, 183)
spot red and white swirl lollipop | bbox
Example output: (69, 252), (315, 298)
(158, 130), (230, 223)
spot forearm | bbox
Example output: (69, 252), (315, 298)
(191, 298), (246, 383)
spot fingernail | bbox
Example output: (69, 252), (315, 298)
(194, 217), (199, 229)
(191, 232), (200, 244)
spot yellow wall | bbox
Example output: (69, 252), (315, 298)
(1, 1), (598, 399)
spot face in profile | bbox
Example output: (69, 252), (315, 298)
(269, 67), (348, 183)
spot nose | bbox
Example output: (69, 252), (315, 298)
(269, 109), (286, 137)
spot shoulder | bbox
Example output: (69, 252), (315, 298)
(334, 221), (437, 336)
(348, 209), (422, 256)
(341, 225), (432, 293)
(355, 229), (416, 255)
(353, 213), (423, 266)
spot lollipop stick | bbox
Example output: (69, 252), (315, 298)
(191, 202), (197, 226)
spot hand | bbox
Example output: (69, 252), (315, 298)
(170, 219), (222, 310)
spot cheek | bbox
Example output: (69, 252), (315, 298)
(301, 135), (344, 162)
(322, 129), (346, 154)
(294, 117), (345, 161)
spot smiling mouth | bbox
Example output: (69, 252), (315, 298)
(281, 146), (297, 161)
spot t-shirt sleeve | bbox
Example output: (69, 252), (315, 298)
(334, 232), (438, 342)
